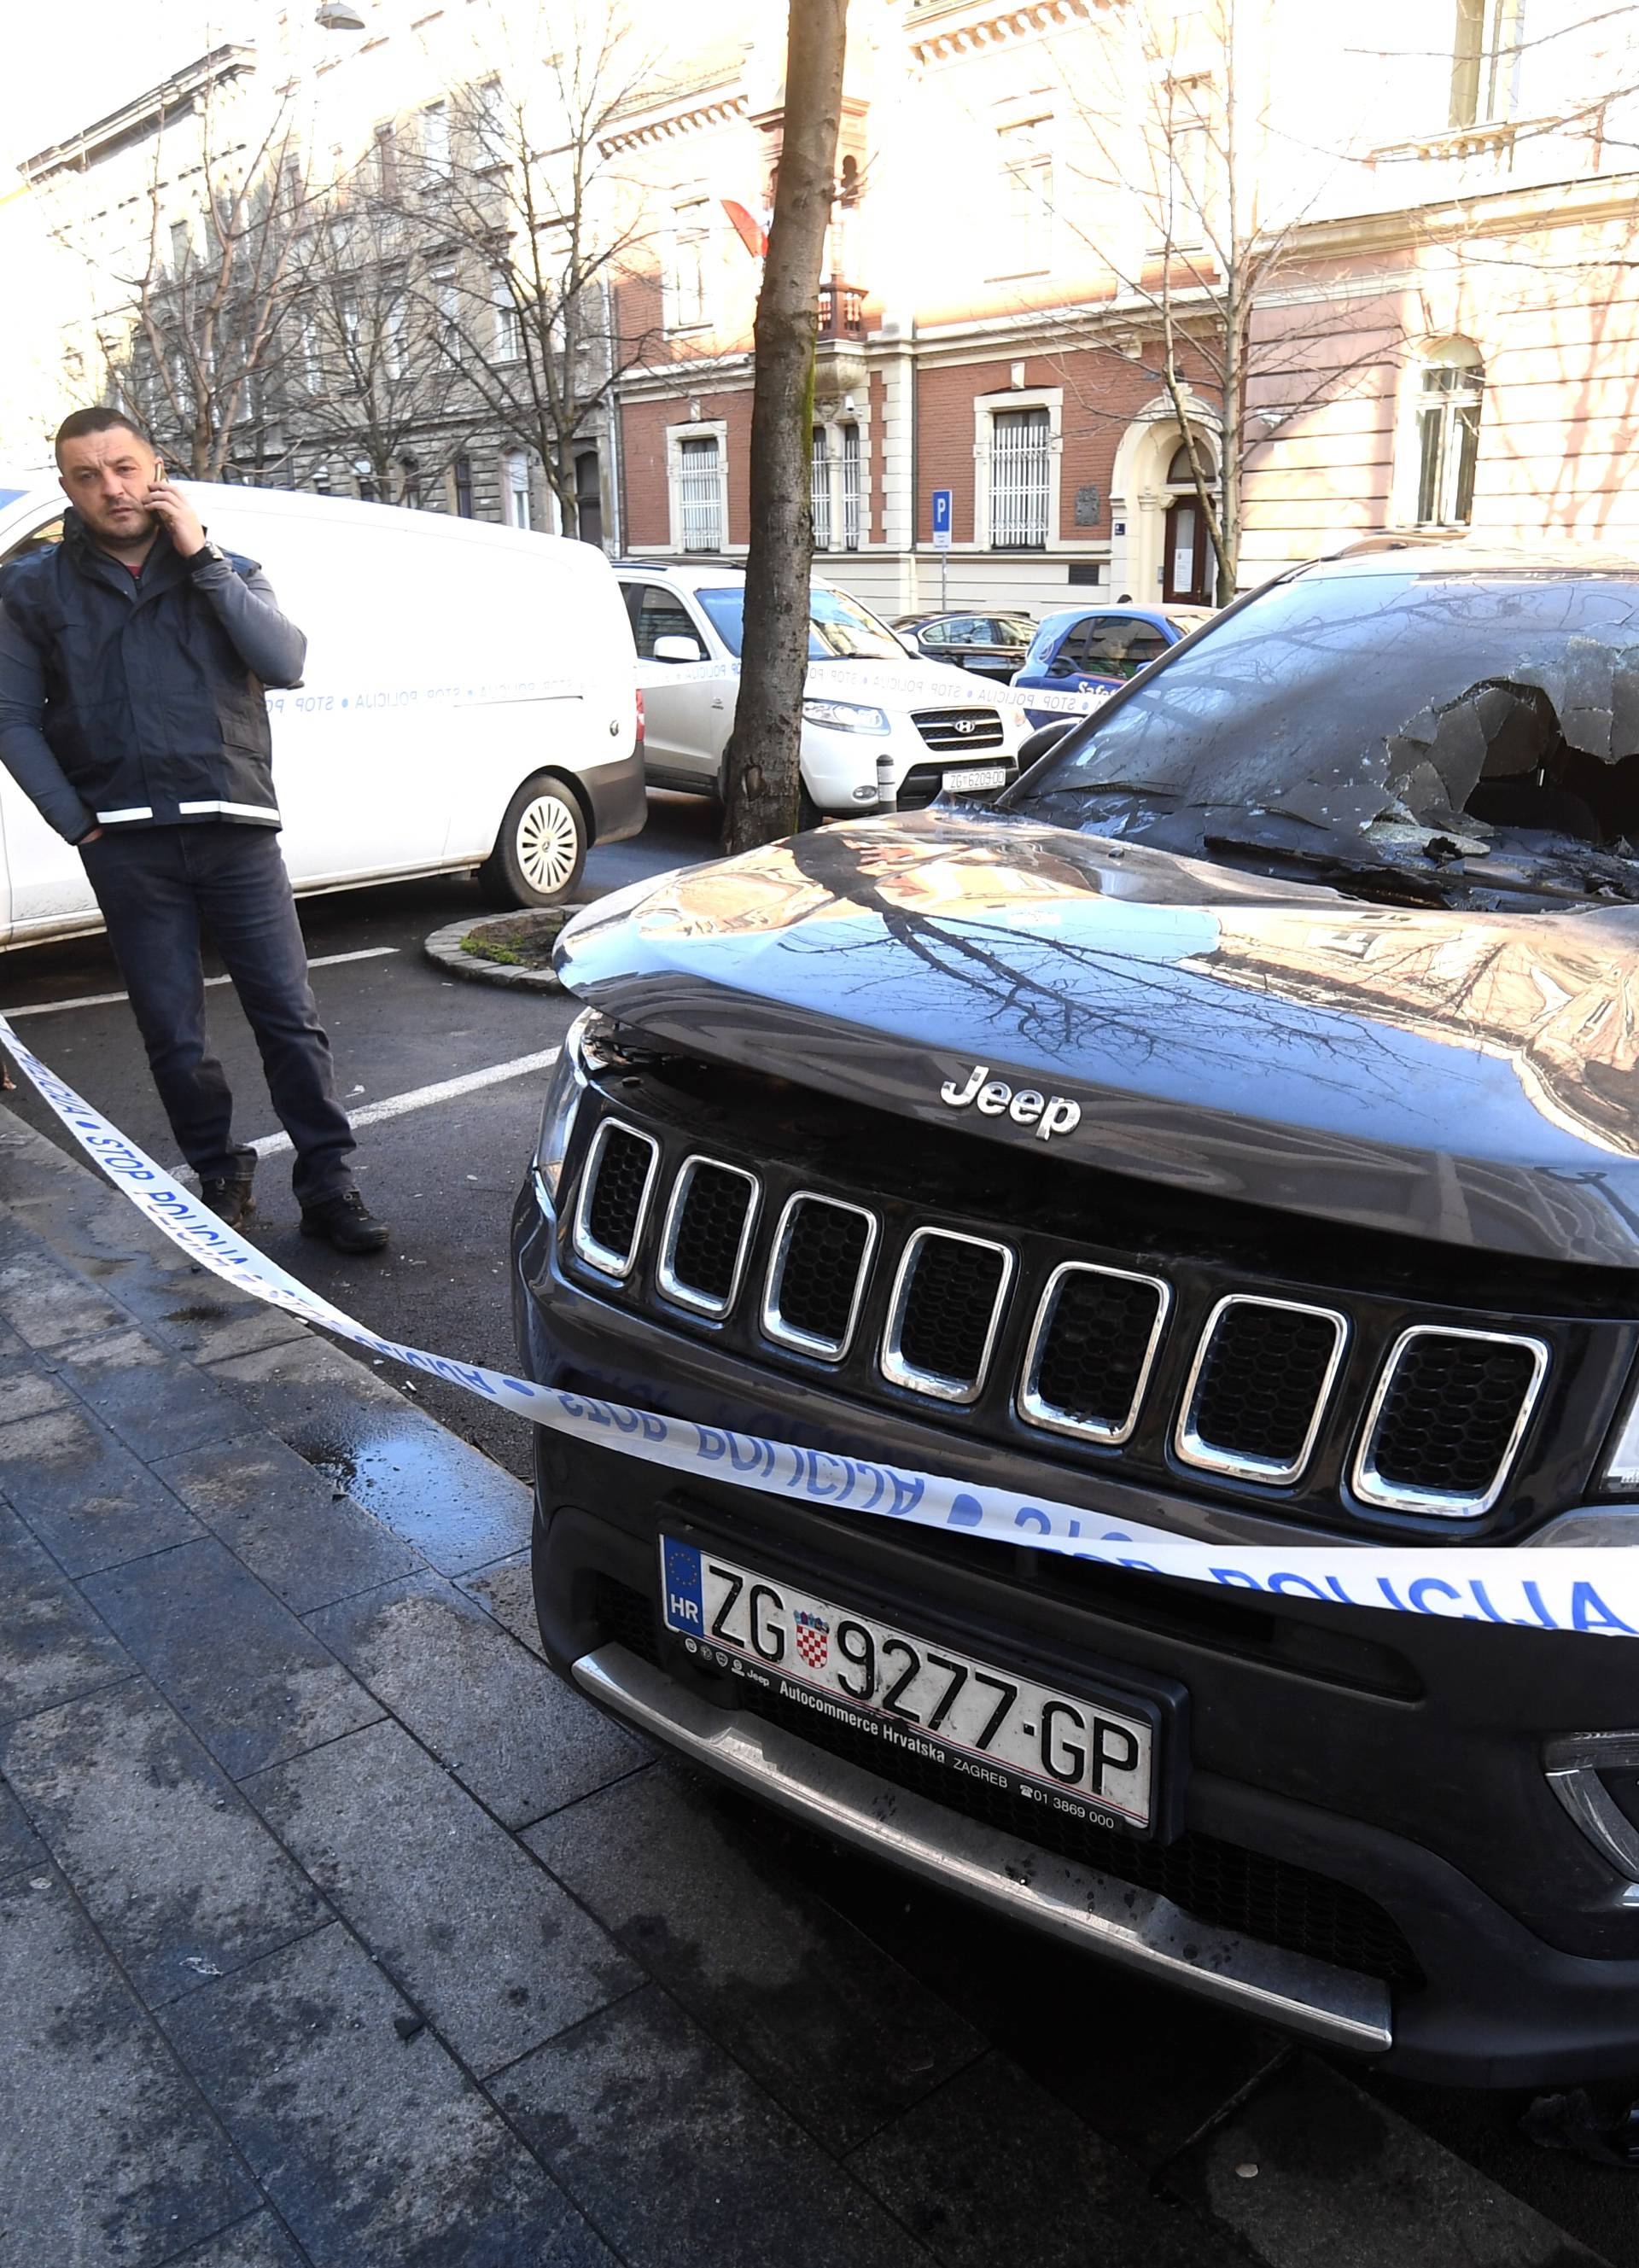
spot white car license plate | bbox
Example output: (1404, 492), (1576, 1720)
(659, 1537), (1155, 1833)
(942, 765), (1009, 794)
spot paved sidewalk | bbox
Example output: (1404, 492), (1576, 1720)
(0, 1106), (1617, 2267)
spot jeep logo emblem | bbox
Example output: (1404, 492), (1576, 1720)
(954, 717), (978, 734)
(939, 1064), (1082, 1140)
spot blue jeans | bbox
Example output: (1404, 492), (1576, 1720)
(79, 823), (356, 1205)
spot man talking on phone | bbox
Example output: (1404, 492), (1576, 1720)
(0, 406), (388, 1252)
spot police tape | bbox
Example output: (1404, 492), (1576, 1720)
(4, 1006), (1635, 1641)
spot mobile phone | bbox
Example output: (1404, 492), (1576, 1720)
(153, 461), (167, 484)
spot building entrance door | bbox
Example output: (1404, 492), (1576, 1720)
(1163, 496), (1213, 603)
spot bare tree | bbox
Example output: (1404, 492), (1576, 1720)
(720, 0), (849, 855)
(275, 172), (475, 503)
(1040, 0), (1404, 599)
(391, 8), (666, 536)
(99, 84), (313, 481)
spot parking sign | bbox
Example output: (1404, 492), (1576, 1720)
(931, 488), (953, 550)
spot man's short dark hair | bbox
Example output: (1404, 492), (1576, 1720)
(55, 405), (152, 458)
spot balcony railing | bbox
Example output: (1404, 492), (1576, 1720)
(818, 276), (866, 341)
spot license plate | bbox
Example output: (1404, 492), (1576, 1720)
(942, 765), (1009, 793)
(659, 1537), (1156, 1833)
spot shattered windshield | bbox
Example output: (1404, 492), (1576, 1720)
(1009, 568), (1639, 906)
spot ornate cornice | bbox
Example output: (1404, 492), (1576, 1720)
(598, 90), (749, 156)
(907, 0), (1103, 67)
(20, 44), (255, 183)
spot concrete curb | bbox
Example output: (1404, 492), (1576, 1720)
(423, 911), (566, 992)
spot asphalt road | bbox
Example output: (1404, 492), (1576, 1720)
(4, 788), (1638, 2261)
(0, 790), (724, 1479)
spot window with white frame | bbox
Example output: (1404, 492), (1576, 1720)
(433, 267), (462, 363)
(840, 423), (860, 551)
(493, 270), (521, 362)
(505, 450), (533, 529)
(668, 203), (709, 330)
(810, 427), (831, 550)
(300, 304), (322, 392)
(422, 102), (451, 178)
(385, 290), (408, 380)
(1450, 0), (1523, 127)
(989, 405), (1052, 548)
(677, 434), (722, 551)
(996, 116), (1053, 275)
(1414, 352), (1484, 526)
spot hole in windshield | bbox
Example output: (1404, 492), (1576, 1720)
(1008, 568), (1639, 907)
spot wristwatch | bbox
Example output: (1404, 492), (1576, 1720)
(188, 540), (227, 573)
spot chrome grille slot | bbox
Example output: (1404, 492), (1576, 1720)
(656, 1157), (759, 1318)
(1352, 1326), (1548, 1518)
(882, 1227), (1014, 1404)
(762, 1194), (878, 1360)
(911, 707), (1006, 751)
(1176, 1296), (1348, 1484)
(571, 1119), (659, 1280)
(1019, 1262), (1170, 1445)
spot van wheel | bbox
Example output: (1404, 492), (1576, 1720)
(479, 776), (587, 907)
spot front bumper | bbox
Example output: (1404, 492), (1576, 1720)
(513, 1187), (1639, 2084)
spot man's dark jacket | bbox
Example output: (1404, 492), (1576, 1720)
(0, 509), (307, 842)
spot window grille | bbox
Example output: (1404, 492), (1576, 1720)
(989, 405), (1051, 548)
(1415, 360), (1484, 525)
(678, 435), (721, 551)
(841, 423), (860, 550)
(811, 427), (831, 551)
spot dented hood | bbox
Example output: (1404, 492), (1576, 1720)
(557, 810), (1639, 1268)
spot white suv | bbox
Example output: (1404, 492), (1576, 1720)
(615, 562), (1029, 821)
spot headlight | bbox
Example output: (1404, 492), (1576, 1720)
(1603, 1378), (1639, 1488)
(802, 697), (891, 734)
(533, 1007), (592, 1210)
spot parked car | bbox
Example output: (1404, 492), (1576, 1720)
(1011, 602), (1214, 726)
(892, 610), (1035, 682)
(615, 562), (1029, 822)
(0, 475), (645, 945)
(516, 538), (1639, 2084)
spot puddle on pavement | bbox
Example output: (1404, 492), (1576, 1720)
(289, 1401), (528, 1570)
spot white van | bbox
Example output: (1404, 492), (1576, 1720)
(0, 475), (645, 947)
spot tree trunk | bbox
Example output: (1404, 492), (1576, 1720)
(720, 0), (848, 856)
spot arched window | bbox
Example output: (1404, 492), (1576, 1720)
(1415, 345), (1484, 526)
(1165, 436), (1216, 485)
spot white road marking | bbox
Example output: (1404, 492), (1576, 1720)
(252, 1047), (562, 1157)
(4, 945), (400, 1020)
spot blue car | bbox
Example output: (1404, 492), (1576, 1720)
(1010, 602), (1213, 727)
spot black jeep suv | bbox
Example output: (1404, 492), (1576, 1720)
(512, 545), (1639, 2084)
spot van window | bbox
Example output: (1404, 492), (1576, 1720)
(2, 513), (65, 566)
(627, 584), (701, 658)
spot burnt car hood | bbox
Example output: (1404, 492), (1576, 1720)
(556, 810), (1639, 1268)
